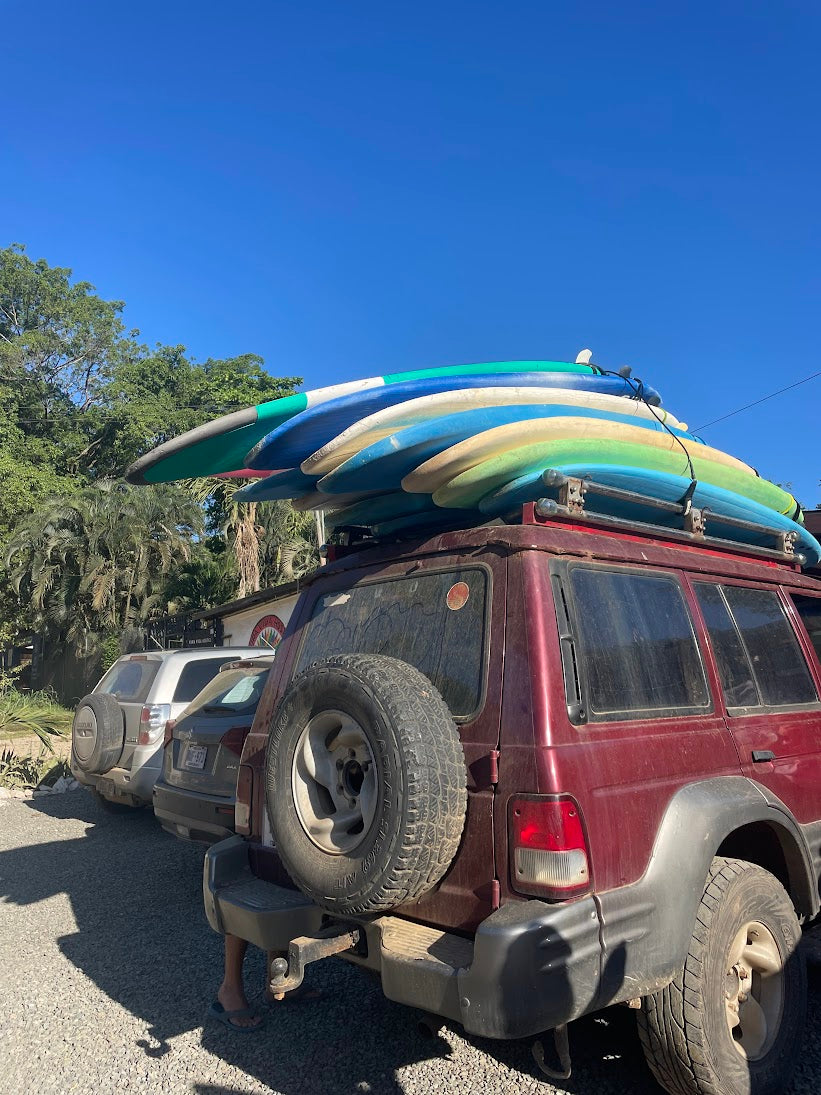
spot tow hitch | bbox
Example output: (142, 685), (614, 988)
(268, 924), (362, 998)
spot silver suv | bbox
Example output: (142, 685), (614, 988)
(70, 648), (259, 810)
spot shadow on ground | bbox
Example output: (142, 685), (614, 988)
(5, 792), (818, 1094)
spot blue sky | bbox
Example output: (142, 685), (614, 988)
(3, 1), (819, 505)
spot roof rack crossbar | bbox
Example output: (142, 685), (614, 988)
(531, 482), (802, 565)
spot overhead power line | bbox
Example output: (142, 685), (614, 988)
(695, 371), (821, 431)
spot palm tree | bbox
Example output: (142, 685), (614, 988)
(6, 481), (201, 650)
(185, 478), (318, 595)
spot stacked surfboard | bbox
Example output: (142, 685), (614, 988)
(125, 358), (821, 567)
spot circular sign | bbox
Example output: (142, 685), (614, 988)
(249, 613), (286, 649)
(446, 582), (470, 611)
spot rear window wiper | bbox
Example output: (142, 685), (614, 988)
(202, 704), (236, 714)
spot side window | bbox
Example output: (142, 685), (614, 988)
(693, 584), (760, 709)
(695, 584), (818, 710)
(722, 586), (817, 707)
(565, 567), (709, 722)
(791, 594), (821, 663)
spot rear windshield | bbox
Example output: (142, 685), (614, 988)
(97, 659), (160, 703)
(173, 658), (239, 703)
(294, 568), (488, 718)
(183, 666), (271, 717)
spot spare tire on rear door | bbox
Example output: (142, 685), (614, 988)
(265, 654), (468, 915)
(72, 693), (124, 775)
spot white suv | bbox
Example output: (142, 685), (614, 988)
(70, 648), (260, 810)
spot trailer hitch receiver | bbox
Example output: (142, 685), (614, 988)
(268, 924), (362, 998)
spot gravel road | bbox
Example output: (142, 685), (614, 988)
(2, 791), (820, 1095)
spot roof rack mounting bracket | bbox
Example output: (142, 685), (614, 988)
(558, 476), (587, 515)
(683, 506), (705, 537)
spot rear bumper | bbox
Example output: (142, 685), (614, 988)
(203, 837), (603, 1039)
(153, 780), (236, 844)
(70, 759), (159, 807)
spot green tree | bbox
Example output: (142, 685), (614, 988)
(162, 542), (238, 613)
(85, 346), (301, 476)
(186, 479), (319, 597)
(6, 481), (202, 651)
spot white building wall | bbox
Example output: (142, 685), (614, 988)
(220, 593), (299, 650)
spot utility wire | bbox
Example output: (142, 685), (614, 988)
(695, 371), (821, 431)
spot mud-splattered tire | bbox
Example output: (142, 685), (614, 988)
(265, 654), (467, 915)
(638, 857), (806, 1095)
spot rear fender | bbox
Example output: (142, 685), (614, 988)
(595, 776), (817, 1008)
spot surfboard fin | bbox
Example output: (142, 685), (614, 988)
(575, 348), (593, 364)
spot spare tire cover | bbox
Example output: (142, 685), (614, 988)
(72, 693), (125, 775)
(265, 653), (468, 915)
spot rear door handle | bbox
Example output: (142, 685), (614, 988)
(751, 750), (776, 763)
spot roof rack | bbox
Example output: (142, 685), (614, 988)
(526, 469), (804, 566)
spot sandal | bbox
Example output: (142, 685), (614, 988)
(207, 1000), (265, 1032)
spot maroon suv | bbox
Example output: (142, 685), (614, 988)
(203, 503), (821, 1095)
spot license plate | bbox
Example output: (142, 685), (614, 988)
(97, 777), (115, 796)
(185, 745), (207, 770)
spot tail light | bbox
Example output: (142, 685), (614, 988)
(138, 703), (171, 746)
(509, 795), (591, 900)
(235, 764), (253, 835)
(162, 719), (176, 748)
(220, 726), (251, 757)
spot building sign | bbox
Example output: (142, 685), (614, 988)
(249, 613), (287, 650)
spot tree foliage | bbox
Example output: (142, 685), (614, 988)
(0, 243), (312, 654)
(6, 482), (202, 649)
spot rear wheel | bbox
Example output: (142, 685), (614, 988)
(265, 654), (467, 915)
(638, 857), (806, 1095)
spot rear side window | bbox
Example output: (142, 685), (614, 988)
(565, 567), (709, 721)
(183, 666), (270, 717)
(695, 584), (817, 710)
(97, 659), (160, 703)
(295, 569), (488, 718)
(173, 658), (237, 703)
(791, 594), (821, 663)
(693, 584), (760, 708)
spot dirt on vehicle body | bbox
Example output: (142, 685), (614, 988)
(205, 505), (821, 1095)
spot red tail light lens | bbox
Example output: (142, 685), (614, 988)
(162, 719), (176, 748)
(138, 703), (172, 745)
(509, 795), (591, 900)
(220, 726), (251, 757)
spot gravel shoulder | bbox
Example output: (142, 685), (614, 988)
(1, 791), (819, 1095)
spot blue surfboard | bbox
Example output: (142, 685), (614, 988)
(236, 466), (318, 502)
(315, 404), (701, 497)
(479, 464), (821, 565)
(246, 371), (664, 472)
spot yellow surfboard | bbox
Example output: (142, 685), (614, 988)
(402, 417), (753, 496)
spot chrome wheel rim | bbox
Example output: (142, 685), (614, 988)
(724, 920), (785, 1060)
(291, 710), (378, 855)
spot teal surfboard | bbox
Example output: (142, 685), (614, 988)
(125, 359), (620, 484)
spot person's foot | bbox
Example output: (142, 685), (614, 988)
(216, 984), (264, 1029)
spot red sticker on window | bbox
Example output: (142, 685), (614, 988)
(446, 582), (470, 611)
